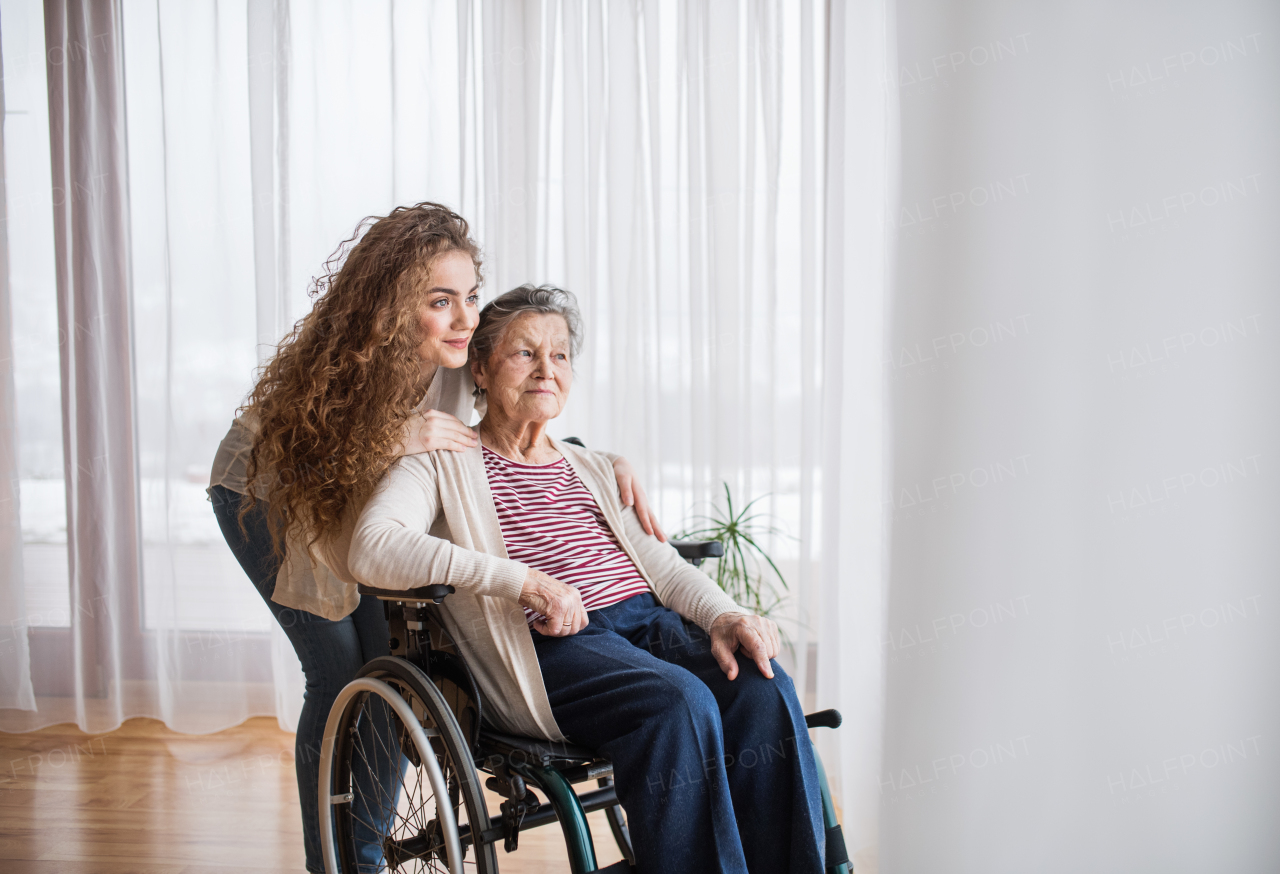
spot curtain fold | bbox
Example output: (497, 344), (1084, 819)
(247, 0), (290, 359)
(41, 0), (140, 732)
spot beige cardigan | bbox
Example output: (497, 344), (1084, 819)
(349, 438), (746, 741)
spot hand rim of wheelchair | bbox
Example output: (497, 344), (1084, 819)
(319, 659), (499, 873)
(318, 675), (462, 873)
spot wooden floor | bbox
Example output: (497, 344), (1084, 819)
(0, 717), (625, 873)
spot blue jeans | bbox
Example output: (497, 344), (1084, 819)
(211, 485), (392, 873)
(532, 593), (826, 874)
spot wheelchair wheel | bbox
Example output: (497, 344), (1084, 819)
(320, 656), (498, 874)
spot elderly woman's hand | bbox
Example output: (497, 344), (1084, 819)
(611, 456), (666, 542)
(399, 410), (478, 455)
(709, 612), (781, 680)
(519, 567), (589, 636)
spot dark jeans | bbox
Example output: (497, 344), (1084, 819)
(210, 485), (392, 873)
(532, 593), (826, 874)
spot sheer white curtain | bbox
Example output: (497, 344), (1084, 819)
(0, 4), (36, 712)
(0, 0), (472, 734)
(1, 0), (62, 716)
(465, 3), (892, 858)
(465, 0), (826, 615)
(884, 0), (1280, 870)
(466, 3), (891, 861)
(0, 0), (893, 860)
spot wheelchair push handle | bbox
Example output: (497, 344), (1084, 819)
(804, 708), (843, 730)
(669, 539), (725, 561)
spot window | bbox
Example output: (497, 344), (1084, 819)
(3, 0), (69, 628)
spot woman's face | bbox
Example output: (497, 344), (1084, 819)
(473, 313), (574, 423)
(415, 250), (480, 371)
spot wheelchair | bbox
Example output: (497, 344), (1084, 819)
(318, 539), (851, 874)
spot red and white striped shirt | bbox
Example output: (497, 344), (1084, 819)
(482, 446), (651, 625)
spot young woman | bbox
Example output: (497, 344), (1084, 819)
(207, 203), (661, 873)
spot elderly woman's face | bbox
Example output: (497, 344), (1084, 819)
(474, 312), (574, 422)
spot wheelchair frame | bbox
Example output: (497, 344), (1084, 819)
(319, 540), (852, 874)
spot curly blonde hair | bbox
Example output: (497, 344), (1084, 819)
(240, 202), (482, 555)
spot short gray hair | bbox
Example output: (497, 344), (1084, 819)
(469, 284), (583, 370)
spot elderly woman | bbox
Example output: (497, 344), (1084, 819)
(349, 285), (825, 873)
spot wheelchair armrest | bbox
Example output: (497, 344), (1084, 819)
(804, 708), (842, 730)
(357, 583), (455, 604)
(670, 540), (725, 561)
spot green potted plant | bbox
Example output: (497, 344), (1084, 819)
(677, 483), (791, 624)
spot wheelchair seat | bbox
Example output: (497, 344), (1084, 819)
(479, 728), (603, 770)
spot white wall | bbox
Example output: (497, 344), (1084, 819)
(884, 1), (1280, 870)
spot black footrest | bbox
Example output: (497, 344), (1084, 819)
(805, 708), (843, 730)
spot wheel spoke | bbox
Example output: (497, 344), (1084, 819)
(398, 751), (429, 838)
(350, 712), (400, 819)
(353, 706), (446, 870)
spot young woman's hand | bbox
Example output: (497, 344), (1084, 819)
(612, 456), (666, 542)
(399, 410), (478, 455)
